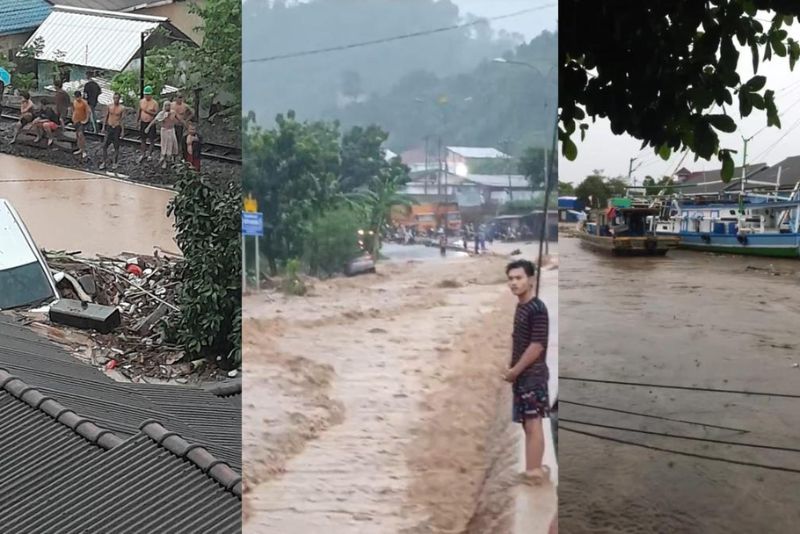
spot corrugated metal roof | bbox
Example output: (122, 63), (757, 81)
(0, 0), (51, 36)
(465, 173), (530, 188)
(446, 146), (509, 159)
(24, 6), (166, 71)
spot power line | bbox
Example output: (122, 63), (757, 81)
(560, 400), (749, 433)
(751, 114), (800, 162)
(561, 426), (800, 474)
(243, 4), (556, 64)
(560, 376), (800, 399)
(562, 419), (800, 453)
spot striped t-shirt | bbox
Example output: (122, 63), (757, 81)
(511, 297), (549, 390)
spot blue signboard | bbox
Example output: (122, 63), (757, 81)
(242, 212), (263, 236)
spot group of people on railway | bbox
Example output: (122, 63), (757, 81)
(9, 78), (202, 173)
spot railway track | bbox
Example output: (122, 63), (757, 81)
(1, 105), (241, 164)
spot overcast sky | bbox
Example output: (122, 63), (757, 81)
(562, 26), (800, 184)
(453, 0), (557, 40)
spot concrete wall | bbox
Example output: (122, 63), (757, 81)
(140, 0), (205, 44)
(0, 32), (33, 61)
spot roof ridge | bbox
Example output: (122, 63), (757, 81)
(0, 369), (122, 449)
(139, 420), (242, 498)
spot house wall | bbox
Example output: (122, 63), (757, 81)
(140, 0), (205, 44)
(0, 32), (33, 61)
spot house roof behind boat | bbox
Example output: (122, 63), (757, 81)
(446, 146), (509, 159)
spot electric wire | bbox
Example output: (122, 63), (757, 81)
(560, 376), (800, 399)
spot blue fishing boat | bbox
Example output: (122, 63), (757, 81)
(654, 192), (800, 258)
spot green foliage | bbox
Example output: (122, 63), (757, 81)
(642, 175), (676, 196)
(184, 0), (242, 118)
(559, 181), (576, 196)
(560, 2), (800, 180)
(348, 167), (414, 256)
(518, 147), (546, 190)
(304, 207), (364, 277)
(166, 164), (241, 367)
(111, 44), (180, 107)
(281, 258), (307, 295)
(243, 111), (342, 274)
(574, 173), (629, 209)
(244, 112), (411, 272)
(12, 74), (36, 92)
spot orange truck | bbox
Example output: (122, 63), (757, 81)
(392, 202), (461, 233)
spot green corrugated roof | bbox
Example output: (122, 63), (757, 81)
(0, 0), (51, 37)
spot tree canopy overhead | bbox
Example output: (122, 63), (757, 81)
(560, 1), (800, 181)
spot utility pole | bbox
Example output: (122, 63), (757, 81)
(740, 136), (750, 196)
(627, 156), (643, 187)
(139, 32), (146, 99)
(424, 135), (429, 196)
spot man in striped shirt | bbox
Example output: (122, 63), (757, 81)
(504, 259), (550, 483)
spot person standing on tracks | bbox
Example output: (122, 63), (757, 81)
(83, 75), (101, 133)
(71, 90), (90, 159)
(137, 86), (159, 163)
(100, 92), (126, 171)
(146, 101), (179, 169)
(185, 122), (202, 171)
(53, 80), (70, 129)
(172, 94), (194, 159)
(504, 259), (550, 484)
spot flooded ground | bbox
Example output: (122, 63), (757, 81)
(0, 154), (176, 257)
(560, 235), (800, 533)
(243, 242), (557, 533)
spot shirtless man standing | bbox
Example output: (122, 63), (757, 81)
(100, 92), (126, 170)
(172, 94), (194, 158)
(137, 86), (159, 162)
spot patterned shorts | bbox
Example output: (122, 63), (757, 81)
(513, 383), (550, 423)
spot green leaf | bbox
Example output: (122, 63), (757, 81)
(720, 151), (735, 182)
(658, 144), (671, 160)
(708, 114), (737, 133)
(750, 92), (765, 110)
(563, 137), (578, 161)
(745, 75), (766, 92)
(739, 91), (753, 117)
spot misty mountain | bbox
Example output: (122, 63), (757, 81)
(243, 0), (526, 122)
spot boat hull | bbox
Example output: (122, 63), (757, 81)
(661, 232), (800, 258)
(577, 232), (678, 256)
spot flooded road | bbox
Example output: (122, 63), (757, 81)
(243, 244), (557, 533)
(382, 242), (470, 261)
(559, 235), (800, 533)
(0, 154), (176, 257)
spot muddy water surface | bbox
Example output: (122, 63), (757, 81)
(0, 154), (176, 256)
(560, 235), (800, 533)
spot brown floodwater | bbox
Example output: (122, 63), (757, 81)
(559, 235), (800, 533)
(0, 154), (176, 257)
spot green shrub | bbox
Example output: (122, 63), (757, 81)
(166, 163), (241, 368)
(304, 207), (363, 277)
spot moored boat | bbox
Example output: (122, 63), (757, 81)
(576, 200), (680, 256)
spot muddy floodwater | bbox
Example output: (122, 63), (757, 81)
(559, 235), (800, 533)
(243, 243), (557, 533)
(0, 154), (176, 257)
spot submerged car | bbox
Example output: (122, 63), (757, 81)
(0, 199), (59, 310)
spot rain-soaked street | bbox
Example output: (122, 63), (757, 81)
(0, 154), (176, 257)
(559, 234), (800, 533)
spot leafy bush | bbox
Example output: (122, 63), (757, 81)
(281, 258), (307, 295)
(166, 163), (241, 367)
(304, 207), (363, 277)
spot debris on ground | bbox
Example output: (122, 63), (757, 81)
(14, 250), (231, 382)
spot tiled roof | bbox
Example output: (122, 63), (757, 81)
(0, 316), (241, 470)
(0, 371), (241, 533)
(679, 162), (767, 195)
(0, 0), (51, 36)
